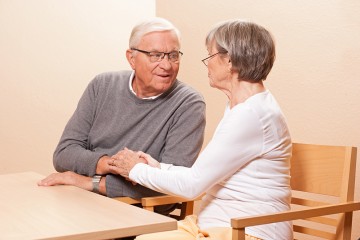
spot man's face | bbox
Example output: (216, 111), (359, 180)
(127, 31), (181, 98)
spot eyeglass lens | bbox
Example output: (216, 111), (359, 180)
(132, 48), (182, 63)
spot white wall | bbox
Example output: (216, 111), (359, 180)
(0, 0), (155, 175)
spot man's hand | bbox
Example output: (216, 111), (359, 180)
(109, 148), (146, 178)
(96, 155), (115, 175)
(37, 171), (92, 191)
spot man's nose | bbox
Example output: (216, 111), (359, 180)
(158, 54), (172, 69)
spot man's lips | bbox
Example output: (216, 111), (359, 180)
(157, 74), (171, 77)
(156, 74), (172, 80)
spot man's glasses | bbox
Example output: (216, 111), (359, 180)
(131, 48), (183, 63)
(201, 52), (220, 67)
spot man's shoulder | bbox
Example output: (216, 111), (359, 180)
(173, 80), (205, 102)
(87, 70), (131, 90)
(93, 70), (132, 83)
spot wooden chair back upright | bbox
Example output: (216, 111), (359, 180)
(290, 143), (357, 239)
(231, 143), (359, 240)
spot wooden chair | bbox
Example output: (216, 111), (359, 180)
(231, 143), (360, 240)
(114, 195), (202, 220)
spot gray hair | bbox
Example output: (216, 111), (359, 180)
(206, 20), (275, 82)
(129, 17), (181, 48)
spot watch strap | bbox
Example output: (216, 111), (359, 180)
(92, 175), (102, 194)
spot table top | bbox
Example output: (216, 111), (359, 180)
(0, 172), (177, 240)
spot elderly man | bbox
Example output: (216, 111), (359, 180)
(38, 17), (206, 212)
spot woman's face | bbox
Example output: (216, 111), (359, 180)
(206, 43), (230, 89)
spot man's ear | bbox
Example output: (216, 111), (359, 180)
(126, 49), (136, 70)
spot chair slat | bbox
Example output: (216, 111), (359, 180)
(293, 225), (335, 239)
(292, 197), (331, 207)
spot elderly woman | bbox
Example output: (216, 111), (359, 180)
(111, 19), (292, 240)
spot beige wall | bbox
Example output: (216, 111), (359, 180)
(0, 0), (155, 174)
(1, 0), (359, 238)
(157, 0), (360, 239)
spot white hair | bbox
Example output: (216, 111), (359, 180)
(129, 17), (181, 48)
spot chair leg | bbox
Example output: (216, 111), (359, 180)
(342, 212), (353, 240)
(179, 202), (194, 220)
(143, 206), (154, 211)
(232, 228), (246, 240)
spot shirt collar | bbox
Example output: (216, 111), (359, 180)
(129, 71), (162, 100)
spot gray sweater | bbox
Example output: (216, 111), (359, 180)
(53, 70), (206, 199)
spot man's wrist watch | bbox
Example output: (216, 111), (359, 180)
(92, 175), (102, 194)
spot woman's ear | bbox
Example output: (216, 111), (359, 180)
(227, 58), (233, 72)
(126, 49), (136, 70)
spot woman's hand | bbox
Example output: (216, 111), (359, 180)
(138, 151), (161, 168)
(109, 148), (146, 178)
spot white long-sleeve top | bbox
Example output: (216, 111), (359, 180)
(130, 90), (293, 239)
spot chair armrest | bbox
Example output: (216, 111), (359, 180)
(114, 194), (204, 220)
(113, 197), (141, 205)
(141, 194), (204, 218)
(231, 201), (360, 229)
(141, 194), (203, 207)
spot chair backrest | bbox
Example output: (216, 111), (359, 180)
(290, 143), (357, 239)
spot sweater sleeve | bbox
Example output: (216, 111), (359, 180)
(53, 77), (104, 176)
(129, 105), (264, 199)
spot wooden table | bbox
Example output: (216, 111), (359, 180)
(0, 172), (177, 239)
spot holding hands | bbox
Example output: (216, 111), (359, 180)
(109, 148), (160, 179)
(109, 148), (146, 178)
